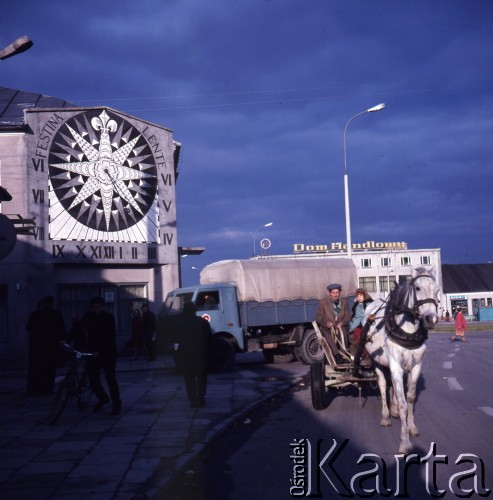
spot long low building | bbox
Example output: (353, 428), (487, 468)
(442, 263), (493, 320)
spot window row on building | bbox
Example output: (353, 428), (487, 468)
(359, 254), (432, 269)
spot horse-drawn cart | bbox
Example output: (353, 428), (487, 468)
(309, 267), (441, 454)
(309, 320), (377, 411)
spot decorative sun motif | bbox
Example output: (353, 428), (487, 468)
(48, 110), (158, 240)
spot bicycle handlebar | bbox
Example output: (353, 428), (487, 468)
(59, 342), (95, 359)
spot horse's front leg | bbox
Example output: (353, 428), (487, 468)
(406, 363), (422, 437)
(390, 385), (399, 418)
(389, 364), (412, 454)
(375, 368), (391, 427)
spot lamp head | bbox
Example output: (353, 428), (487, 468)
(0, 36), (33, 60)
(367, 103), (386, 113)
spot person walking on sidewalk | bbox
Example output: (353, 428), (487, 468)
(79, 296), (122, 415)
(174, 302), (213, 408)
(130, 308), (148, 360)
(26, 295), (66, 395)
(141, 303), (157, 361)
(450, 307), (467, 342)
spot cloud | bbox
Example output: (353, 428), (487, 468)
(2, 0), (493, 283)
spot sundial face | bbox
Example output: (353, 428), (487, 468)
(48, 109), (159, 242)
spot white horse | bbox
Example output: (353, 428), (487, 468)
(363, 267), (440, 454)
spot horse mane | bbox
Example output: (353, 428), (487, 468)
(384, 280), (428, 349)
(390, 280), (412, 314)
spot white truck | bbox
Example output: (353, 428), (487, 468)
(159, 257), (357, 370)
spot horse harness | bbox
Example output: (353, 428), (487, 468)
(366, 274), (438, 350)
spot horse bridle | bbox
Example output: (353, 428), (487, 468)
(397, 274), (439, 318)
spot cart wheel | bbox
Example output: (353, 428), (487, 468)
(310, 359), (328, 410)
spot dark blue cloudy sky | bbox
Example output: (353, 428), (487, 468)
(2, 1), (492, 286)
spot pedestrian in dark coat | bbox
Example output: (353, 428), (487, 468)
(174, 302), (213, 408)
(141, 304), (157, 361)
(130, 308), (148, 360)
(26, 295), (66, 395)
(79, 297), (121, 415)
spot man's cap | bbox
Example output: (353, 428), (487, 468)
(42, 295), (54, 306)
(327, 283), (342, 291)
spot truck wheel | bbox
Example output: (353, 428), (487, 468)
(208, 336), (235, 372)
(293, 346), (304, 362)
(299, 329), (324, 364)
(310, 360), (328, 410)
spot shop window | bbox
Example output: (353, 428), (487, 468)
(379, 276), (396, 292)
(359, 276), (376, 293)
(58, 283), (147, 334)
(398, 275), (412, 285)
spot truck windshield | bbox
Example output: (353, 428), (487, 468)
(163, 292), (194, 315)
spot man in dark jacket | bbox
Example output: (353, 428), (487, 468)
(26, 295), (66, 395)
(174, 302), (213, 408)
(80, 297), (121, 415)
(316, 283), (351, 365)
(141, 303), (157, 361)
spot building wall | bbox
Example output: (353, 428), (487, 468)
(0, 107), (180, 365)
(444, 291), (493, 320)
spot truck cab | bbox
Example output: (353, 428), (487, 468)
(159, 283), (244, 370)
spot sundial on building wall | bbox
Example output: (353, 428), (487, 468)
(48, 109), (159, 243)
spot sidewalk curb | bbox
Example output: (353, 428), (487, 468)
(149, 375), (306, 498)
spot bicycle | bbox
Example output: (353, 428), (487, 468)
(48, 343), (94, 425)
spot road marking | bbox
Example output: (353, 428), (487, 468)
(478, 407), (493, 417)
(447, 377), (463, 391)
(446, 353), (455, 358)
(443, 361), (452, 369)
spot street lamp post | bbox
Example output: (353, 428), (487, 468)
(343, 103), (385, 259)
(253, 222), (273, 257)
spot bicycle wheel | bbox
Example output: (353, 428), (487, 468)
(49, 374), (72, 425)
(76, 369), (93, 410)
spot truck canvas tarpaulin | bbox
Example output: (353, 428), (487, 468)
(200, 258), (357, 303)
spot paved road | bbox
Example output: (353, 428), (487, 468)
(164, 332), (493, 499)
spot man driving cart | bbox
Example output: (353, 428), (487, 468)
(315, 283), (351, 366)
